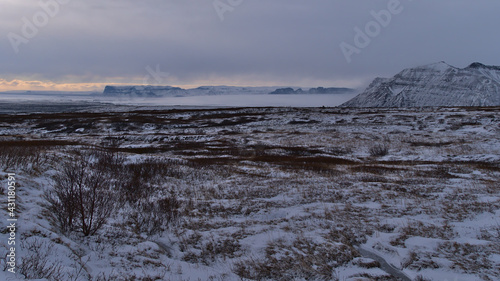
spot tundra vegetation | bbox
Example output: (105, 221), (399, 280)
(0, 105), (498, 280)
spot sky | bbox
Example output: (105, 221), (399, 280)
(1, 0), (500, 92)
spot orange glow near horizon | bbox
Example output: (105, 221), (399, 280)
(0, 79), (109, 92)
(0, 79), (236, 92)
(0, 79), (202, 92)
(0, 78), (364, 92)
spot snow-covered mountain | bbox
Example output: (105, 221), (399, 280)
(341, 62), (500, 107)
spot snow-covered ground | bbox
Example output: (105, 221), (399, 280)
(0, 105), (499, 280)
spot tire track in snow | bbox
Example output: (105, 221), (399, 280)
(354, 245), (412, 281)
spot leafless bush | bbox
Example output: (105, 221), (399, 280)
(0, 145), (51, 172)
(92, 146), (126, 175)
(369, 144), (389, 157)
(127, 194), (181, 235)
(118, 158), (183, 203)
(45, 153), (118, 236)
(18, 238), (65, 280)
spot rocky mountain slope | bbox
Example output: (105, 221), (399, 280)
(342, 62), (500, 107)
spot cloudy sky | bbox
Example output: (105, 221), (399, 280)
(1, 0), (500, 91)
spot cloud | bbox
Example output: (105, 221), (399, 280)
(1, 0), (500, 92)
(0, 79), (109, 92)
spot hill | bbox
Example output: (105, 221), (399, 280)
(342, 62), (500, 107)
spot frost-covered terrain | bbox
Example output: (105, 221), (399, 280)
(0, 104), (499, 281)
(0, 92), (358, 108)
(342, 62), (500, 107)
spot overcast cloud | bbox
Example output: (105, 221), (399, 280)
(1, 0), (500, 91)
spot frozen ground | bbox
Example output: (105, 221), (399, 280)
(0, 92), (358, 108)
(0, 105), (499, 280)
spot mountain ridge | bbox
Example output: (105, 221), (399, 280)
(102, 85), (355, 97)
(341, 62), (500, 107)
(269, 87), (354, 95)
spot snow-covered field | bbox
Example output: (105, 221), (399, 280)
(0, 92), (358, 108)
(0, 104), (499, 280)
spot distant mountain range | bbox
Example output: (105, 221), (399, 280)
(269, 87), (354, 95)
(102, 85), (354, 97)
(341, 62), (500, 107)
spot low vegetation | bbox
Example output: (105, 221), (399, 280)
(0, 106), (498, 280)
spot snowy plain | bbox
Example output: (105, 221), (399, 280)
(0, 91), (359, 108)
(0, 101), (498, 281)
